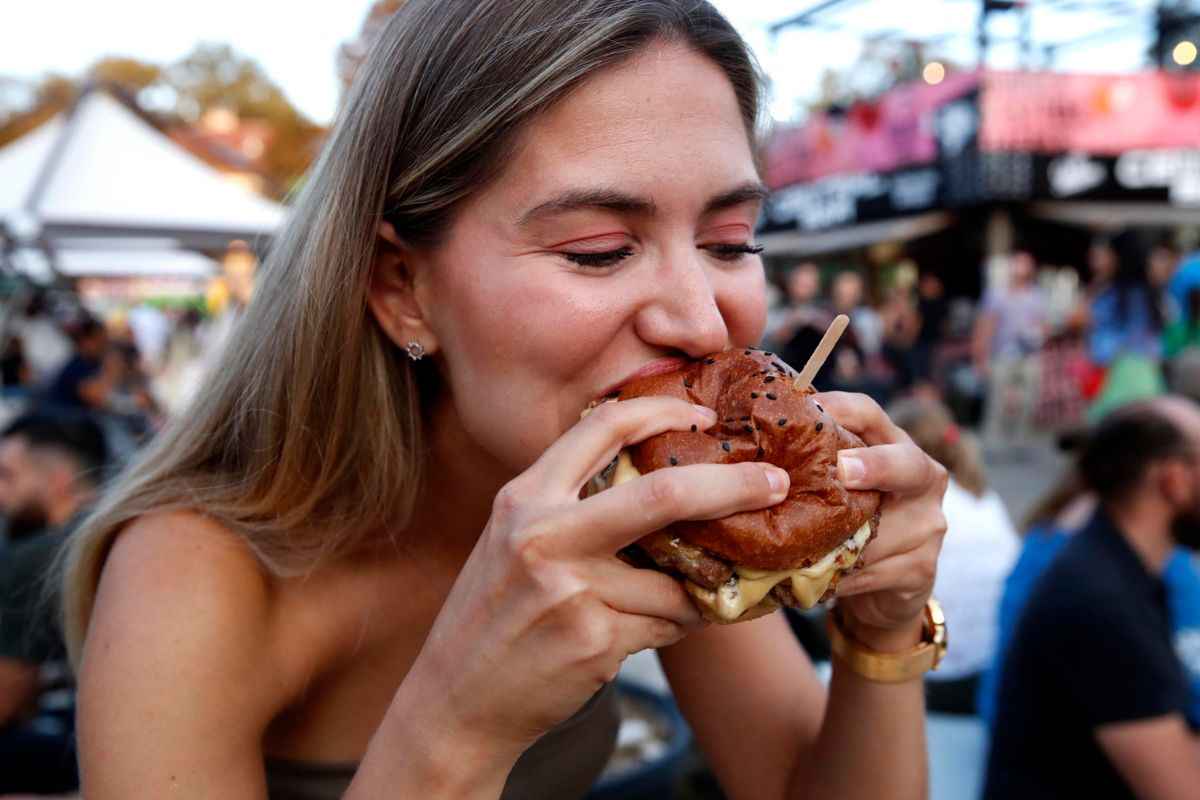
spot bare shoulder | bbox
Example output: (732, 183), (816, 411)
(78, 510), (289, 796)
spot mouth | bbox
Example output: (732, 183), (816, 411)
(598, 356), (692, 400)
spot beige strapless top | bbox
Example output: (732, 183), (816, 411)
(264, 682), (620, 800)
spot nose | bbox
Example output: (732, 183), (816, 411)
(633, 248), (729, 358)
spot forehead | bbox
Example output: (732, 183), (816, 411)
(0, 437), (29, 466)
(490, 41), (757, 210)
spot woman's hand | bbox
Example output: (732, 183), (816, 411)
(398, 397), (792, 759)
(818, 392), (949, 649)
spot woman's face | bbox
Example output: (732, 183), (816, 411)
(412, 42), (766, 475)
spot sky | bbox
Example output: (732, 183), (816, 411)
(1, 1), (1162, 126)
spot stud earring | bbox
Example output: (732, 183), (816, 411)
(405, 341), (425, 361)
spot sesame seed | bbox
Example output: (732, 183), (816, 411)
(766, 392), (777, 400)
(743, 425), (754, 434)
(744, 350), (752, 355)
(721, 441), (731, 452)
(751, 392), (759, 399)
(815, 422), (824, 432)
(765, 376), (775, 383)
(740, 415), (750, 421)
(683, 377), (693, 388)
(704, 357), (716, 364)
(725, 417), (734, 423)
(815, 403), (824, 413)
(773, 361), (787, 372)
(690, 424), (697, 432)
(777, 418), (788, 427)
(764, 352), (774, 357)
(669, 456), (679, 466)
(757, 446), (765, 459)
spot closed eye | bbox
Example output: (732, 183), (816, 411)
(562, 247), (635, 269)
(706, 243), (764, 262)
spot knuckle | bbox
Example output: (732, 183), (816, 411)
(492, 480), (529, 522)
(508, 518), (555, 570)
(574, 612), (617, 662)
(642, 472), (684, 515)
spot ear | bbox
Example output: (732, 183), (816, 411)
(367, 221), (438, 355)
(1159, 460), (1195, 510)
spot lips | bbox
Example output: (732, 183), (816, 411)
(599, 357), (691, 400)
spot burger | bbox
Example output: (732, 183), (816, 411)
(588, 348), (881, 624)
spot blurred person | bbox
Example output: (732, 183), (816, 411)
(40, 318), (122, 414)
(0, 412), (107, 795)
(56, 4), (949, 799)
(0, 337), (32, 396)
(984, 397), (1200, 800)
(1088, 230), (1166, 368)
(831, 270), (883, 357)
(1086, 235), (1119, 300)
(11, 293), (71, 387)
(880, 285), (922, 394)
(890, 397), (1019, 715)
(913, 272), (949, 385)
(974, 248), (1048, 453)
(766, 261), (828, 350)
(1149, 237), (1181, 317)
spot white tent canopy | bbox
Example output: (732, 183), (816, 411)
(10, 242), (217, 283)
(0, 90), (286, 249)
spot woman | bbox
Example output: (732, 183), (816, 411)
(889, 397), (1018, 715)
(61, 2), (948, 798)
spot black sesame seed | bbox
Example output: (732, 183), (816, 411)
(605, 390), (621, 399)
(815, 403), (824, 412)
(690, 424), (697, 432)
(740, 415), (750, 421)
(757, 446), (765, 459)
(704, 357), (716, 365)
(815, 422), (824, 432)
(725, 417), (734, 423)
(773, 361), (787, 372)
(764, 376), (775, 383)
(669, 456), (679, 466)
(744, 350), (752, 355)
(777, 418), (788, 427)
(743, 425), (754, 434)
(683, 377), (693, 388)
(721, 441), (731, 452)
(764, 352), (774, 357)
(766, 392), (777, 400)
(750, 392), (759, 399)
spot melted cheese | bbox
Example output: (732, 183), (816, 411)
(704, 522), (873, 620)
(595, 449), (872, 622)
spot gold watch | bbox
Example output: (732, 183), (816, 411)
(826, 598), (948, 683)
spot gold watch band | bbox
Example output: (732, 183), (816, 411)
(826, 598), (948, 684)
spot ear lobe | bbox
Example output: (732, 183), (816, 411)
(368, 222), (438, 354)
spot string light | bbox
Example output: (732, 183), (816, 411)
(1174, 41), (1197, 67)
(923, 61), (946, 85)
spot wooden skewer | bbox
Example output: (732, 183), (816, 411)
(794, 314), (849, 391)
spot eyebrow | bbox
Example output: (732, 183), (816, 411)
(517, 181), (770, 226)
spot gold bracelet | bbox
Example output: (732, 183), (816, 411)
(826, 598), (947, 684)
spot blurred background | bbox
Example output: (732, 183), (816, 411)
(2, 1), (1200, 798)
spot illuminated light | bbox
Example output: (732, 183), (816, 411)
(1174, 41), (1198, 67)
(923, 62), (946, 85)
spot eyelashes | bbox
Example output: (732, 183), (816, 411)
(562, 243), (763, 269)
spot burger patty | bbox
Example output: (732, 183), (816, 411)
(636, 530), (733, 591)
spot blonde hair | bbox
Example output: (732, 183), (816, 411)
(60, 0), (764, 665)
(889, 396), (988, 497)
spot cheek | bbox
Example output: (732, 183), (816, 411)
(722, 265), (768, 345)
(431, 267), (628, 469)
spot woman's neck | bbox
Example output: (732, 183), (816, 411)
(401, 401), (513, 564)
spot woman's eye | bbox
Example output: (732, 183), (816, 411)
(705, 243), (765, 262)
(562, 247), (635, 269)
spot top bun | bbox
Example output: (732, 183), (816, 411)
(616, 349), (880, 571)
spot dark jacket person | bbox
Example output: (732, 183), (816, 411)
(985, 397), (1200, 800)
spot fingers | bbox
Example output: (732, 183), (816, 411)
(836, 534), (941, 598)
(528, 397), (718, 498)
(836, 441), (947, 497)
(552, 461), (790, 555)
(588, 558), (705, 628)
(813, 391), (909, 446)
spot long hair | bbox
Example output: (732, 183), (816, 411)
(889, 396), (988, 497)
(59, 0), (764, 666)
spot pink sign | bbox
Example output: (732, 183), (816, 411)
(764, 71), (979, 190)
(981, 70), (1200, 154)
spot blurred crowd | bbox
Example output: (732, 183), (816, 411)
(3, 232), (1200, 796)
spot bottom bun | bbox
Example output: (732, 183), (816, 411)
(679, 521), (874, 624)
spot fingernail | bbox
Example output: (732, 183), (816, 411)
(765, 466), (789, 497)
(838, 452), (866, 486)
(693, 405), (717, 422)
